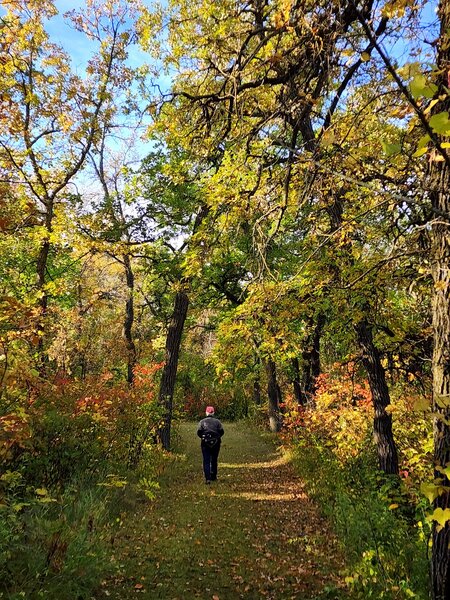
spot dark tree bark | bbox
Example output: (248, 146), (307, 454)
(351, 3), (450, 590)
(324, 185), (400, 476)
(156, 205), (208, 451)
(302, 350), (313, 400)
(265, 359), (281, 432)
(311, 314), (325, 383)
(355, 318), (399, 475)
(36, 206), (53, 373)
(158, 290), (189, 451)
(427, 3), (450, 596)
(123, 254), (137, 385)
(276, 381), (283, 407)
(291, 357), (306, 405)
(253, 377), (262, 405)
(302, 314), (325, 398)
(76, 284), (87, 380)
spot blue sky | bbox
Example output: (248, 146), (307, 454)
(0, 1), (161, 192)
(0, 1), (136, 70)
(45, 1), (155, 73)
(2, 1), (439, 78)
(45, 1), (94, 69)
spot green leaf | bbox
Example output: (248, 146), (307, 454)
(429, 111), (450, 134)
(413, 397), (430, 411)
(429, 507), (450, 527)
(410, 75), (438, 99)
(381, 141), (401, 156)
(413, 146), (428, 158)
(420, 482), (444, 503)
(417, 134), (431, 149)
(435, 464), (450, 479)
(268, 220), (279, 238)
(12, 502), (30, 512)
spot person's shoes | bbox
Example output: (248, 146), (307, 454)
(211, 477), (217, 481)
(205, 480), (211, 485)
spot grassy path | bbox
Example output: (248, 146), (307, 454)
(101, 422), (346, 600)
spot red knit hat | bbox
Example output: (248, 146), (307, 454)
(205, 406), (215, 415)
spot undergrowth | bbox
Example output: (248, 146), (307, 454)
(293, 439), (430, 599)
(0, 365), (165, 599)
(284, 371), (432, 600)
(0, 453), (165, 600)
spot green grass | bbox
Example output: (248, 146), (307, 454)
(0, 483), (113, 600)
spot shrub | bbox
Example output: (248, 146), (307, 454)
(0, 362), (165, 598)
(283, 365), (431, 599)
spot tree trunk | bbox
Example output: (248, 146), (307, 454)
(428, 4), (450, 596)
(265, 359), (281, 432)
(253, 377), (262, 405)
(123, 255), (136, 385)
(277, 381), (283, 408)
(311, 314), (325, 383)
(431, 237), (450, 600)
(36, 206), (53, 373)
(326, 188), (399, 476)
(158, 290), (189, 451)
(430, 215), (450, 600)
(291, 357), (306, 405)
(355, 318), (399, 475)
(302, 314), (325, 398)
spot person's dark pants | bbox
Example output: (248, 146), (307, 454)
(201, 441), (221, 481)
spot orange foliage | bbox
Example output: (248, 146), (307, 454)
(314, 362), (372, 408)
(281, 363), (432, 497)
(69, 363), (164, 418)
(281, 363), (374, 462)
(182, 390), (236, 419)
(0, 362), (165, 479)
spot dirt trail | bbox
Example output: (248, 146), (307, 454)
(101, 422), (345, 599)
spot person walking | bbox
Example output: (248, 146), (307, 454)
(197, 406), (224, 484)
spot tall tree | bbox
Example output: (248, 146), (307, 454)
(130, 152), (208, 450)
(425, 3), (450, 596)
(157, 286), (190, 449)
(0, 0), (141, 371)
(337, 0), (449, 593)
(145, 0), (405, 469)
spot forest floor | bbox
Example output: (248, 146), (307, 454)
(99, 422), (347, 600)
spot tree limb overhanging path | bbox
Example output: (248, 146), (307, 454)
(102, 423), (346, 599)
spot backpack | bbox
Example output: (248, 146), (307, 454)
(201, 430), (219, 448)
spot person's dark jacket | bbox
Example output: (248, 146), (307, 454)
(197, 416), (224, 441)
